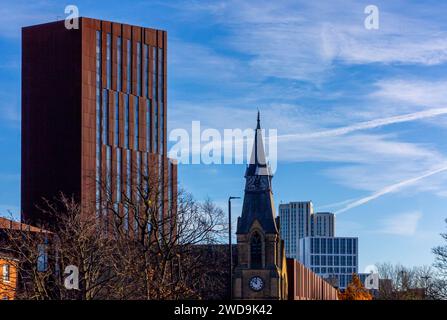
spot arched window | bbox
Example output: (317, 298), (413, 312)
(250, 232), (262, 268)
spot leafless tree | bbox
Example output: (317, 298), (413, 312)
(2, 195), (120, 300)
(432, 218), (447, 299)
(2, 162), (227, 299)
(376, 262), (445, 300)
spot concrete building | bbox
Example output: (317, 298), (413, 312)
(312, 212), (335, 237)
(279, 201), (313, 259)
(299, 236), (358, 289)
(21, 18), (177, 229)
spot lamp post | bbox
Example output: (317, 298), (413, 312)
(228, 196), (240, 300)
(421, 275), (430, 299)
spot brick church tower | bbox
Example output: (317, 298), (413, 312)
(233, 112), (288, 300)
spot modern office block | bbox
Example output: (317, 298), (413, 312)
(312, 212), (335, 237)
(279, 201), (313, 259)
(21, 18), (176, 228)
(299, 236), (358, 289)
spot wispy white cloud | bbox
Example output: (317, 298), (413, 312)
(0, 1), (57, 38)
(183, 0), (447, 82)
(335, 164), (447, 214)
(372, 79), (447, 108)
(278, 108), (447, 140)
(378, 211), (422, 236)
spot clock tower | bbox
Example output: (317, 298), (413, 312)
(233, 112), (288, 300)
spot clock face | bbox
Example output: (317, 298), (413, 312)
(246, 176), (269, 191)
(249, 276), (264, 292)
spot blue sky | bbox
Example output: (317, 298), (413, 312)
(1, 0), (447, 271)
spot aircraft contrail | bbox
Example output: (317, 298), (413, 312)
(335, 164), (447, 214)
(278, 107), (447, 140)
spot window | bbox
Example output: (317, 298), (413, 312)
(250, 232), (262, 268)
(137, 42), (141, 95)
(126, 39), (131, 93)
(144, 44), (149, 98)
(124, 95), (129, 149)
(116, 148), (121, 202)
(160, 101), (164, 155)
(2, 264), (10, 282)
(315, 238), (320, 254)
(158, 47), (163, 102)
(152, 46), (157, 99)
(102, 90), (108, 145)
(106, 33), (111, 89)
(106, 146), (112, 195)
(95, 31), (102, 211)
(146, 100), (151, 152)
(37, 244), (48, 272)
(114, 92), (119, 146)
(134, 97), (139, 150)
(321, 238), (326, 254)
(341, 239), (346, 254)
(117, 37), (122, 91)
(125, 149), (131, 232)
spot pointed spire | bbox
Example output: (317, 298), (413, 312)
(248, 111), (270, 176)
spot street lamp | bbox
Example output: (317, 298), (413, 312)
(421, 275), (431, 299)
(228, 196), (240, 300)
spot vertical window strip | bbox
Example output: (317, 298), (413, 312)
(117, 37), (122, 91)
(114, 92), (119, 146)
(106, 33), (111, 89)
(152, 47), (157, 100)
(135, 151), (141, 235)
(158, 47), (163, 102)
(158, 155), (163, 229)
(160, 102), (164, 155)
(142, 152), (148, 186)
(127, 39), (131, 93)
(102, 90), (109, 145)
(146, 100), (151, 152)
(125, 149), (131, 232)
(137, 42), (141, 96)
(124, 95), (129, 149)
(144, 44), (149, 98)
(135, 97), (139, 150)
(116, 148), (121, 202)
(106, 146), (112, 197)
(96, 31), (102, 212)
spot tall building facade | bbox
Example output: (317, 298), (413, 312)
(279, 201), (313, 259)
(311, 212), (335, 237)
(299, 236), (358, 289)
(279, 202), (335, 259)
(21, 18), (176, 228)
(280, 201), (357, 289)
(233, 113), (288, 300)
